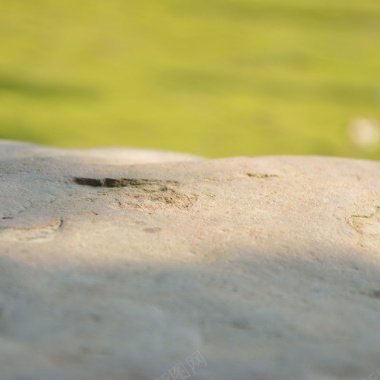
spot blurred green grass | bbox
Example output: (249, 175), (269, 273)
(0, 0), (379, 158)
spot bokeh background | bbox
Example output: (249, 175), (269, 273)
(1, 0), (379, 159)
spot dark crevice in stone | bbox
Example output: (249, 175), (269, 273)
(368, 290), (380, 299)
(246, 173), (279, 178)
(73, 177), (179, 188)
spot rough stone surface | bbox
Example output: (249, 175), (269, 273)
(1, 140), (380, 380)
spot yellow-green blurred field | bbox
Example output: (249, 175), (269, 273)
(1, 0), (379, 158)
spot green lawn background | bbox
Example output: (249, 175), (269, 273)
(0, 0), (379, 159)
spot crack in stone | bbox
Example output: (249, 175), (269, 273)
(351, 206), (380, 248)
(202, 173), (280, 182)
(73, 177), (196, 210)
(246, 173), (279, 178)
(73, 177), (179, 188)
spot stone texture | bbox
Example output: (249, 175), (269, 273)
(0, 140), (380, 380)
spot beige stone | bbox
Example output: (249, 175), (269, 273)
(1, 140), (380, 380)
